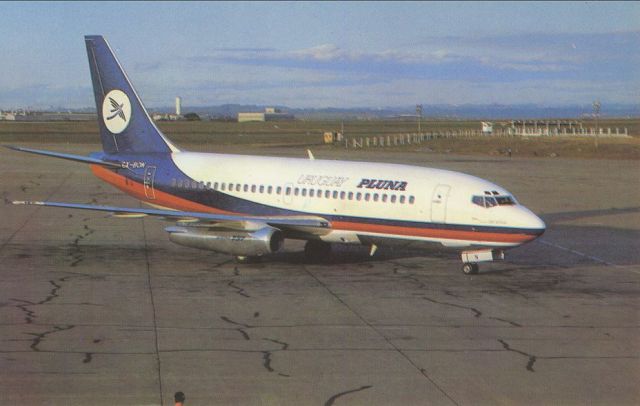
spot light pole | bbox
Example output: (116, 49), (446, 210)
(416, 104), (423, 134)
(593, 100), (601, 149)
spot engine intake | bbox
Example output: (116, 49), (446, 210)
(165, 226), (284, 257)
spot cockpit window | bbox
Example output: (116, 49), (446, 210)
(495, 196), (516, 205)
(472, 194), (516, 208)
(485, 196), (498, 207)
(472, 196), (484, 207)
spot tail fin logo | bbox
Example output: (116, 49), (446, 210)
(101, 89), (131, 134)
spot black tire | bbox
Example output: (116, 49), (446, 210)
(235, 255), (258, 264)
(462, 263), (479, 275)
(304, 240), (331, 263)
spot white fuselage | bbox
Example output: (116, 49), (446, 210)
(167, 152), (545, 250)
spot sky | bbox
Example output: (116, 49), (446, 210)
(1, 1), (638, 109)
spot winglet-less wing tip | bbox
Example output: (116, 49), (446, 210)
(12, 200), (44, 206)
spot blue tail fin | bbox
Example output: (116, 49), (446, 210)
(84, 35), (179, 154)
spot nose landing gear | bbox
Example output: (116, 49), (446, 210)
(460, 249), (504, 275)
(462, 262), (479, 275)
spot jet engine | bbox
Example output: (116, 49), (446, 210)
(165, 226), (284, 257)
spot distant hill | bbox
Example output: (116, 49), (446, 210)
(21, 103), (640, 120)
(149, 103), (640, 120)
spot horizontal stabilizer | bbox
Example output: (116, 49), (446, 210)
(5, 146), (121, 168)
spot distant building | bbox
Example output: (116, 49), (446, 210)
(152, 113), (181, 121)
(482, 121), (493, 134)
(0, 111), (17, 120)
(1, 110), (96, 121)
(238, 107), (294, 122)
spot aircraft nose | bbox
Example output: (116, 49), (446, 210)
(522, 208), (546, 237)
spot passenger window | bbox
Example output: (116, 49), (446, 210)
(373, 193), (379, 202)
(356, 192), (362, 201)
(309, 189), (315, 197)
(286, 187), (292, 195)
(382, 194), (388, 203)
(213, 182), (218, 190)
(332, 191), (338, 199)
(236, 184), (241, 192)
(409, 196), (415, 204)
(317, 189), (322, 197)
(365, 193), (370, 201)
(251, 185), (256, 193)
(391, 195), (397, 203)
(294, 188), (300, 196)
(302, 188), (307, 197)
(277, 186), (282, 194)
(259, 185), (264, 193)
(267, 186), (273, 194)
(171, 179), (177, 187)
(340, 191), (346, 200)
(192, 181), (198, 189)
(348, 192), (353, 200)
(221, 183), (226, 191)
(325, 190), (331, 198)
(400, 195), (406, 204)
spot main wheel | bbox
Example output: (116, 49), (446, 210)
(235, 255), (258, 264)
(462, 263), (479, 275)
(304, 240), (331, 263)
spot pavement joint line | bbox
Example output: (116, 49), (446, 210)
(141, 213), (164, 406)
(0, 172), (72, 254)
(302, 264), (460, 406)
(537, 239), (638, 273)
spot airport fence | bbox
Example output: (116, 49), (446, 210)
(343, 127), (630, 149)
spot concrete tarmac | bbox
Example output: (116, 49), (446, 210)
(1, 144), (639, 405)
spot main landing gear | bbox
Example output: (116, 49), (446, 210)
(460, 249), (505, 275)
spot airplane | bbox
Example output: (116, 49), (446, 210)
(7, 35), (545, 274)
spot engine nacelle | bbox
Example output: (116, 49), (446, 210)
(165, 226), (284, 257)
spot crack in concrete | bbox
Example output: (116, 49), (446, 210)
(27, 325), (75, 352)
(324, 385), (373, 406)
(11, 299), (37, 324)
(498, 339), (537, 372)
(220, 316), (251, 340)
(261, 338), (290, 376)
(263, 337), (289, 351)
(68, 224), (95, 267)
(261, 351), (290, 377)
(227, 280), (250, 298)
(423, 296), (482, 318)
(10, 274), (80, 324)
(489, 317), (522, 327)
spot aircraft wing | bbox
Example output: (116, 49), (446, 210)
(12, 200), (331, 235)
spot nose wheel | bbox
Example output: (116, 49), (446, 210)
(462, 263), (479, 275)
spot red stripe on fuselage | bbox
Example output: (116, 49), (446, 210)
(90, 165), (535, 245)
(90, 165), (231, 215)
